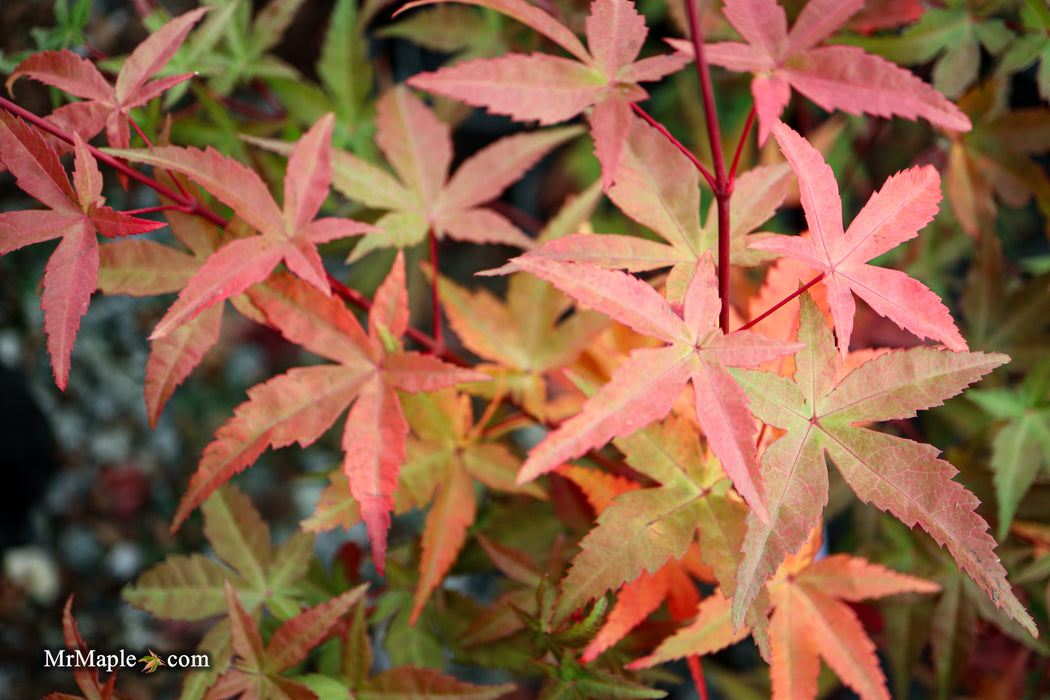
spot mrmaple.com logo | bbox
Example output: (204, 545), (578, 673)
(43, 648), (209, 674)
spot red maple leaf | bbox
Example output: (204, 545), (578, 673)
(728, 293), (1034, 637)
(502, 252), (802, 525)
(172, 257), (487, 574)
(6, 8), (208, 151)
(112, 113), (377, 340)
(43, 597), (128, 700)
(0, 113), (164, 389)
(669, 0), (970, 142)
(97, 173), (237, 427)
(751, 121), (967, 359)
(208, 581), (366, 700)
(632, 528), (941, 700)
(401, 0), (689, 186)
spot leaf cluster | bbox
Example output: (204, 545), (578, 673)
(4, 0), (1050, 698)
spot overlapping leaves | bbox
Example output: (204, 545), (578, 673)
(729, 293), (1032, 635)
(0, 112), (164, 389)
(6, 7), (207, 151)
(327, 85), (580, 260)
(111, 113), (376, 339)
(752, 121), (966, 359)
(501, 252), (802, 524)
(673, 0), (970, 142)
(401, 0), (690, 186)
(172, 259), (486, 574)
(631, 528), (940, 700)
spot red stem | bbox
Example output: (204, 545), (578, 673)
(631, 102), (716, 190)
(0, 96), (470, 369)
(0, 96), (228, 228)
(123, 204), (188, 216)
(685, 0), (733, 333)
(687, 656), (709, 700)
(128, 114), (194, 201)
(737, 273), (825, 332)
(429, 230), (445, 353)
(729, 105), (756, 182)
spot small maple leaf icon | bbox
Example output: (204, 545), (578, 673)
(139, 649), (164, 673)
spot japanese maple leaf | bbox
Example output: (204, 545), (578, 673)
(397, 389), (545, 624)
(171, 258), (487, 574)
(111, 113), (377, 339)
(751, 121), (966, 359)
(138, 650), (165, 674)
(498, 116), (792, 299)
(124, 486), (316, 622)
(326, 86), (580, 261)
(727, 292), (1035, 637)
(43, 597), (126, 700)
(432, 182), (608, 420)
(208, 580), (366, 700)
(944, 82), (1050, 239)
(98, 174), (240, 427)
(557, 463), (703, 663)
(0, 113), (164, 390)
(841, 3), (1014, 100)
(6, 8), (208, 150)
(503, 252), (802, 525)
(400, 0), (690, 186)
(669, 0), (970, 143)
(557, 416), (773, 661)
(123, 486), (316, 696)
(631, 529), (941, 700)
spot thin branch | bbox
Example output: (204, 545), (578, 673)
(685, 0), (732, 333)
(0, 96), (228, 228)
(687, 656), (709, 700)
(729, 105), (756, 183)
(631, 102), (716, 189)
(737, 273), (824, 332)
(123, 204), (188, 216)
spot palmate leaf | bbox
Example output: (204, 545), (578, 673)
(435, 182), (607, 420)
(752, 121), (966, 359)
(669, 0), (970, 143)
(728, 293), (1035, 637)
(504, 252), (802, 525)
(839, 3), (1014, 100)
(496, 115), (793, 296)
(326, 85), (580, 260)
(109, 113), (376, 339)
(555, 418), (721, 619)
(401, 0), (689, 187)
(208, 581), (367, 700)
(7, 8), (207, 151)
(44, 597), (123, 700)
(556, 460), (705, 663)
(97, 173), (232, 427)
(0, 113), (164, 389)
(124, 485), (314, 621)
(395, 389), (545, 624)
(557, 416), (774, 662)
(943, 82), (1050, 239)
(633, 529), (939, 700)
(172, 260), (487, 573)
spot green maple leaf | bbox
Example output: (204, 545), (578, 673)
(139, 650), (165, 674)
